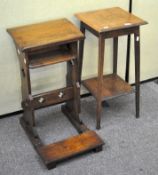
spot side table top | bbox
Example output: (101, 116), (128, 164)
(7, 18), (84, 51)
(75, 7), (147, 33)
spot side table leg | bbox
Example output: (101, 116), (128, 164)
(96, 36), (105, 129)
(78, 22), (85, 83)
(96, 101), (102, 130)
(134, 28), (140, 118)
(125, 34), (131, 83)
(113, 37), (118, 75)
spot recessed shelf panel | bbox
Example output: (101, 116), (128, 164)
(29, 47), (75, 69)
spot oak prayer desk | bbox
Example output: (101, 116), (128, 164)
(76, 7), (147, 129)
(7, 18), (104, 169)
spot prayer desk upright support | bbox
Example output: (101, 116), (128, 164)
(7, 19), (104, 169)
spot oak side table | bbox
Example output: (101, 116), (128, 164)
(7, 18), (104, 169)
(76, 7), (147, 129)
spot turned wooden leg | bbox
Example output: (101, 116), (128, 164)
(134, 28), (140, 118)
(96, 35), (105, 129)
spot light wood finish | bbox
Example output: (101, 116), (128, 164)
(83, 74), (132, 100)
(39, 130), (104, 169)
(75, 7), (147, 33)
(76, 7), (148, 129)
(7, 18), (84, 51)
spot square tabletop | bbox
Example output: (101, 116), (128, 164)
(7, 18), (84, 51)
(75, 7), (147, 33)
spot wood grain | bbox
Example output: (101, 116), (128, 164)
(7, 18), (84, 51)
(83, 74), (132, 100)
(32, 87), (74, 109)
(7, 17), (104, 169)
(39, 130), (104, 163)
(29, 46), (76, 68)
(75, 7), (147, 33)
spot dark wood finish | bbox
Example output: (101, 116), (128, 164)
(113, 37), (118, 74)
(80, 22), (99, 37)
(7, 19), (84, 128)
(32, 87), (74, 109)
(83, 74), (132, 100)
(125, 0), (133, 83)
(96, 36), (105, 129)
(20, 117), (44, 148)
(101, 26), (140, 39)
(39, 130), (104, 169)
(76, 7), (147, 129)
(2, 75), (158, 119)
(134, 28), (140, 118)
(78, 22), (86, 83)
(62, 105), (88, 133)
(71, 58), (80, 120)
(125, 35), (131, 83)
(7, 18), (104, 169)
(65, 56), (81, 121)
(17, 50), (35, 126)
(3, 75), (158, 119)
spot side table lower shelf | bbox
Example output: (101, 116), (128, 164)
(83, 74), (133, 101)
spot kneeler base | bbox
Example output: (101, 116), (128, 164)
(20, 109), (104, 170)
(39, 130), (103, 169)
